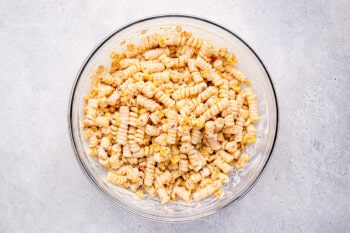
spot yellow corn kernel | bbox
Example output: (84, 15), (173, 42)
(170, 155), (180, 164)
(91, 127), (98, 132)
(104, 112), (111, 118)
(83, 108), (88, 114)
(127, 44), (135, 51)
(232, 85), (241, 93)
(162, 139), (168, 145)
(201, 150), (209, 157)
(143, 138), (150, 144)
(121, 92), (128, 97)
(142, 72), (152, 81)
(95, 65), (105, 75)
(114, 117), (121, 126)
(242, 153), (250, 163)
(160, 147), (170, 156)
(182, 125), (189, 131)
(90, 87), (98, 96)
(131, 178), (139, 183)
(83, 129), (92, 138)
(89, 148), (97, 157)
(153, 80), (161, 87)
(158, 37), (165, 47)
(214, 189), (224, 198)
(135, 190), (144, 199)
(201, 70), (209, 79)
(246, 135), (256, 144)
(139, 108), (147, 114)
(244, 80), (251, 87)
(109, 51), (120, 60)
(152, 143), (160, 152)
(226, 58), (237, 66)
(163, 119), (168, 124)
(157, 111), (164, 118)
(216, 98), (221, 103)
(195, 120), (204, 128)
(165, 89), (172, 95)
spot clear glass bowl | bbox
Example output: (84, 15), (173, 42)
(68, 15), (278, 222)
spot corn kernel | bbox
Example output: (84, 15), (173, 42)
(201, 150), (209, 157)
(165, 89), (172, 95)
(83, 108), (87, 114)
(89, 149), (97, 157)
(139, 108), (147, 114)
(242, 153), (250, 163)
(142, 73), (151, 81)
(160, 147), (170, 156)
(170, 155), (180, 164)
(232, 85), (241, 93)
(135, 190), (144, 199)
(90, 88), (98, 96)
(143, 138), (150, 144)
(114, 117), (121, 126)
(104, 112), (111, 118)
(153, 80), (161, 87)
(109, 51), (120, 60)
(214, 189), (224, 198)
(201, 70), (209, 79)
(195, 120), (204, 128)
(96, 65), (105, 75)
(215, 98), (221, 103)
(152, 143), (160, 152)
(246, 135), (256, 144)
(131, 178), (139, 183)
(182, 125), (189, 131)
(244, 80), (251, 87)
(158, 37), (165, 47)
(162, 139), (167, 145)
(157, 111), (164, 118)
(127, 44), (135, 51)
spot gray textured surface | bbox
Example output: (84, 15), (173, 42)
(0, 0), (349, 232)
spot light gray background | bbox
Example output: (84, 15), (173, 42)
(0, 0), (349, 232)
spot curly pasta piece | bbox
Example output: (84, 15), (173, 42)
(116, 106), (129, 145)
(144, 156), (156, 186)
(143, 48), (170, 60)
(119, 58), (139, 69)
(192, 180), (222, 202)
(136, 95), (160, 111)
(244, 87), (259, 123)
(172, 82), (207, 101)
(226, 66), (246, 82)
(154, 88), (175, 107)
(173, 186), (191, 203)
(157, 186), (170, 204)
(204, 98), (229, 120)
(164, 113), (176, 143)
(196, 56), (212, 71)
(107, 171), (127, 186)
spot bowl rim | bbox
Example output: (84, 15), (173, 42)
(68, 14), (279, 222)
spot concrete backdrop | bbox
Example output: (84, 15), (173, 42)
(0, 0), (349, 232)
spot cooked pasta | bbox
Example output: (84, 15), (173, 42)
(82, 27), (259, 204)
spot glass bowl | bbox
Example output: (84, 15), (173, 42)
(68, 15), (278, 222)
